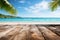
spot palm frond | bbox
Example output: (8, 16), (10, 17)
(50, 1), (58, 11)
(0, 0), (16, 15)
(50, 0), (60, 11)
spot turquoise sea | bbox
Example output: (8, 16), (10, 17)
(0, 18), (60, 22)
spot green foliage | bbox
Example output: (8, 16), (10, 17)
(0, 14), (20, 18)
(0, 0), (16, 15)
(50, 0), (60, 11)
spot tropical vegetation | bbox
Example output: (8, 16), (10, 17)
(0, 0), (16, 15)
(0, 14), (20, 18)
(50, 0), (60, 11)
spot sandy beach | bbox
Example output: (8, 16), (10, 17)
(0, 22), (60, 25)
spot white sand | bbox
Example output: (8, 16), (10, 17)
(0, 22), (60, 25)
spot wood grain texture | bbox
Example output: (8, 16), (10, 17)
(0, 25), (60, 40)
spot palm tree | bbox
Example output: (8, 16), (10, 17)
(50, 0), (60, 11)
(0, 0), (16, 15)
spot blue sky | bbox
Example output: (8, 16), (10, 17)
(0, 0), (60, 18)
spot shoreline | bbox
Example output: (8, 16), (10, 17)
(0, 22), (60, 25)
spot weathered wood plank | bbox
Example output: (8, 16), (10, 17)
(47, 26), (60, 36)
(10, 25), (31, 40)
(13, 25), (31, 40)
(30, 25), (45, 40)
(0, 26), (17, 38)
(0, 25), (31, 40)
(0, 26), (23, 40)
(38, 26), (60, 40)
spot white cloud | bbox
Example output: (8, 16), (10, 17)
(18, 7), (22, 8)
(23, 0), (60, 17)
(24, 0), (49, 14)
(18, 0), (31, 4)
(40, 1), (49, 9)
(19, 0), (25, 3)
(51, 8), (60, 17)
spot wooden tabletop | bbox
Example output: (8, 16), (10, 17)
(0, 25), (60, 40)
